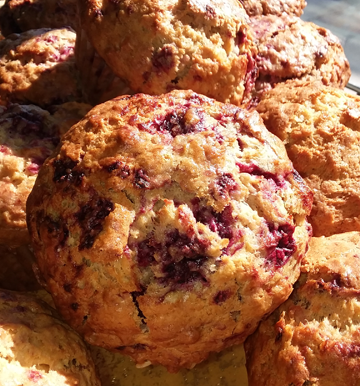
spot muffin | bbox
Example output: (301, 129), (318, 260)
(27, 90), (312, 372)
(257, 80), (360, 237)
(0, 28), (82, 107)
(239, 0), (306, 16)
(245, 231), (360, 386)
(79, 0), (257, 105)
(0, 0), (80, 36)
(0, 289), (100, 385)
(0, 102), (91, 247)
(249, 15), (350, 102)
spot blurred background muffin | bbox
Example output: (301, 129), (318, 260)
(0, 0), (80, 36)
(78, 0), (257, 105)
(0, 28), (82, 107)
(0, 289), (100, 385)
(257, 80), (360, 236)
(240, 0), (306, 17)
(248, 14), (350, 103)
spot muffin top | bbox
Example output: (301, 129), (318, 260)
(0, 28), (82, 107)
(249, 15), (350, 101)
(27, 90), (312, 372)
(0, 102), (91, 247)
(0, 0), (80, 36)
(245, 231), (360, 386)
(79, 0), (257, 105)
(257, 80), (360, 236)
(239, 0), (306, 16)
(0, 289), (100, 386)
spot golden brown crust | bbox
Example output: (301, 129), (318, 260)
(249, 15), (350, 101)
(0, 103), (91, 247)
(0, 289), (100, 385)
(257, 80), (360, 237)
(79, 0), (257, 105)
(245, 232), (360, 386)
(27, 90), (312, 372)
(0, 28), (82, 107)
(239, 0), (306, 16)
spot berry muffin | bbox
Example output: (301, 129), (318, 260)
(0, 28), (82, 107)
(0, 102), (91, 247)
(0, 289), (100, 385)
(27, 90), (312, 372)
(248, 15), (350, 103)
(245, 231), (360, 386)
(0, 0), (80, 37)
(239, 0), (306, 16)
(257, 80), (360, 237)
(78, 0), (257, 105)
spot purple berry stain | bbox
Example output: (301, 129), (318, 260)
(76, 197), (115, 250)
(192, 199), (244, 255)
(265, 223), (296, 268)
(135, 229), (211, 288)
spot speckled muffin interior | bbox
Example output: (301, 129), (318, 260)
(245, 231), (360, 386)
(248, 15), (350, 102)
(0, 289), (100, 386)
(79, 0), (257, 105)
(239, 0), (306, 16)
(27, 90), (312, 372)
(0, 27), (82, 107)
(0, 0), (80, 36)
(257, 80), (360, 237)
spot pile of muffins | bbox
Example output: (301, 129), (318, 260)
(0, 0), (359, 384)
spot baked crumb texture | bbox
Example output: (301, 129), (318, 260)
(27, 90), (312, 372)
(0, 28), (82, 107)
(0, 102), (91, 247)
(79, 0), (258, 105)
(0, 289), (100, 386)
(239, 0), (306, 16)
(257, 80), (360, 237)
(248, 15), (350, 103)
(245, 231), (360, 386)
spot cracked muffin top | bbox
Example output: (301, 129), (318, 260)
(245, 231), (360, 386)
(27, 90), (312, 372)
(79, 0), (257, 105)
(0, 28), (82, 107)
(0, 289), (100, 386)
(0, 102), (91, 247)
(248, 15), (350, 102)
(239, 0), (306, 16)
(257, 80), (360, 237)
(0, 0), (80, 37)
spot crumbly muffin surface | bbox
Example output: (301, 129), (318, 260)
(0, 289), (100, 386)
(239, 0), (306, 16)
(257, 80), (360, 236)
(0, 28), (81, 107)
(0, 102), (91, 247)
(0, 0), (80, 36)
(249, 15), (350, 101)
(27, 90), (312, 372)
(79, 0), (257, 105)
(245, 232), (360, 386)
